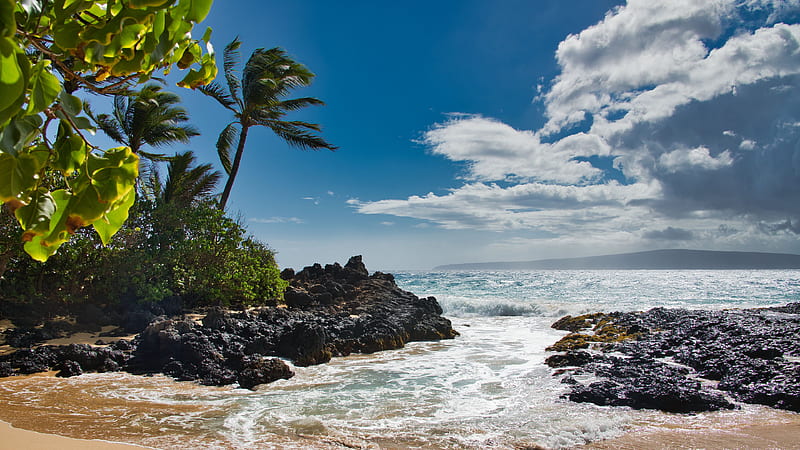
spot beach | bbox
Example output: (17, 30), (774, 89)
(0, 420), (147, 450)
(1, 270), (800, 449)
(0, 401), (799, 449)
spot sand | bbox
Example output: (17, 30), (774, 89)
(0, 420), (150, 450)
(584, 419), (800, 449)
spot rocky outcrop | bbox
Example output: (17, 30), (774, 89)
(126, 256), (457, 388)
(0, 256), (456, 389)
(547, 303), (800, 413)
(0, 342), (131, 377)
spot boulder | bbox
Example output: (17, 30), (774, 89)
(237, 356), (294, 389)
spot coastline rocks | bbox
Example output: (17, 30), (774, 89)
(0, 257), (456, 389)
(0, 343), (130, 377)
(547, 303), (800, 413)
(126, 256), (457, 388)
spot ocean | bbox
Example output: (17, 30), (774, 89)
(1, 270), (799, 449)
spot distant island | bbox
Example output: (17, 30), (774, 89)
(433, 249), (800, 270)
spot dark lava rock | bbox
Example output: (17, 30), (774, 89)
(548, 304), (800, 413)
(237, 356), (294, 389)
(0, 343), (130, 378)
(126, 256), (457, 387)
(56, 360), (83, 378)
(545, 350), (594, 368)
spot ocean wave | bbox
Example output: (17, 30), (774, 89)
(439, 297), (544, 317)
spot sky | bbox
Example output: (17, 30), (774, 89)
(104, 0), (800, 270)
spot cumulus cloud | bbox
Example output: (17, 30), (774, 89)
(422, 115), (606, 184)
(643, 227), (696, 241)
(351, 0), (800, 251)
(658, 147), (733, 172)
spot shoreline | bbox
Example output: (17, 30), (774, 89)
(0, 420), (149, 450)
(584, 418), (800, 449)
(1, 407), (798, 449)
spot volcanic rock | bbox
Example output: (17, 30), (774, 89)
(547, 303), (800, 413)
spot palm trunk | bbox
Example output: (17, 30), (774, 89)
(219, 125), (249, 210)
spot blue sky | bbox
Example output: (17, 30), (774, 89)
(100, 0), (800, 270)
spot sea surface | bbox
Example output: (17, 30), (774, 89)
(1, 270), (800, 449)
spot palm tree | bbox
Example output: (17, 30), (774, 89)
(145, 151), (221, 208)
(86, 83), (200, 162)
(199, 38), (337, 210)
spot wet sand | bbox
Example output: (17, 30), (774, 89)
(0, 420), (149, 449)
(584, 416), (800, 449)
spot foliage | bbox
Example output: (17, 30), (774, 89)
(85, 83), (200, 162)
(200, 38), (337, 210)
(1, 0), (217, 261)
(0, 155), (287, 310)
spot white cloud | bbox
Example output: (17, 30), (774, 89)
(250, 217), (305, 224)
(658, 147), (734, 172)
(422, 115), (605, 184)
(351, 0), (800, 249)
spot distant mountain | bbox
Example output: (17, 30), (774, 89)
(433, 249), (800, 271)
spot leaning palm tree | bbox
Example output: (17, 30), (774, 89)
(86, 83), (200, 162)
(199, 38), (337, 210)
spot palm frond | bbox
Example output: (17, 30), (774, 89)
(138, 149), (178, 162)
(276, 97), (325, 112)
(162, 151), (221, 207)
(186, 163), (222, 200)
(85, 102), (127, 145)
(268, 121), (337, 151)
(223, 37), (243, 105)
(198, 82), (238, 111)
(216, 122), (238, 175)
(144, 124), (200, 147)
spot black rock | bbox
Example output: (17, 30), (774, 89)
(123, 256), (456, 388)
(545, 350), (594, 368)
(56, 360), (83, 378)
(549, 303), (800, 413)
(237, 356), (294, 389)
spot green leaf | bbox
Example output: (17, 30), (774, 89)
(23, 189), (71, 262)
(0, 0), (13, 37)
(52, 20), (83, 50)
(88, 147), (139, 203)
(0, 37), (25, 111)
(0, 151), (46, 203)
(71, 115), (96, 131)
(127, 0), (173, 8)
(93, 187), (135, 245)
(53, 121), (87, 175)
(27, 60), (62, 114)
(186, 0), (213, 22)
(0, 115), (44, 154)
(58, 90), (83, 116)
(15, 188), (55, 235)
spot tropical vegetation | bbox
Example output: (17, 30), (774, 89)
(200, 38), (337, 210)
(0, 1), (334, 324)
(0, 0), (216, 262)
(0, 150), (287, 318)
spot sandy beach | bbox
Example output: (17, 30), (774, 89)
(0, 420), (149, 450)
(1, 411), (799, 449)
(585, 421), (800, 449)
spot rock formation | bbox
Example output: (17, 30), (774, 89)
(546, 304), (800, 413)
(1, 256), (457, 390)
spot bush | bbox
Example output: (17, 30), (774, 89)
(0, 199), (287, 321)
